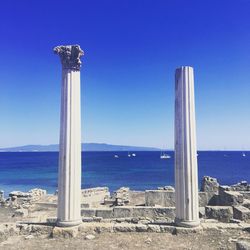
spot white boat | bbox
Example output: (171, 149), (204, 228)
(242, 152), (246, 157)
(160, 152), (171, 159)
(128, 152), (131, 157)
(114, 155), (119, 158)
(132, 153), (136, 157)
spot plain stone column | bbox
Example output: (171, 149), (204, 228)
(54, 45), (84, 227)
(174, 66), (200, 228)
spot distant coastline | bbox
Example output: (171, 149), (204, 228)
(0, 143), (161, 152)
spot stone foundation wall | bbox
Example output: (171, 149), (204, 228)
(81, 206), (175, 221)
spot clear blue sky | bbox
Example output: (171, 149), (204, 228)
(0, 0), (250, 150)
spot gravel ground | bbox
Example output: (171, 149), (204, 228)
(0, 230), (249, 250)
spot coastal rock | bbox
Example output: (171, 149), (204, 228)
(157, 186), (175, 191)
(0, 191), (4, 202)
(9, 191), (31, 199)
(232, 181), (250, 192)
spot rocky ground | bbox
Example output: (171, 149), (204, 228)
(0, 177), (250, 249)
(0, 230), (249, 250)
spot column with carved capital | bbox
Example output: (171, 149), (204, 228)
(174, 66), (200, 228)
(54, 45), (84, 227)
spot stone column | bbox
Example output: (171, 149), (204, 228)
(174, 66), (200, 228)
(54, 45), (84, 227)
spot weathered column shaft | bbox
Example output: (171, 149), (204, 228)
(54, 45), (83, 227)
(174, 66), (199, 228)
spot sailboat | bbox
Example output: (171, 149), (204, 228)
(132, 153), (136, 157)
(242, 152), (246, 157)
(128, 152), (131, 157)
(160, 150), (171, 159)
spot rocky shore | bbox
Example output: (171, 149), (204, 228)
(0, 176), (250, 249)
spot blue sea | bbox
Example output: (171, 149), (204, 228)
(0, 151), (249, 195)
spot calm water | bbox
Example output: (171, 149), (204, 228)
(0, 151), (249, 195)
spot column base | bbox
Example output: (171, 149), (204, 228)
(175, 218), (200, 228)
(57, 218), (82, 227)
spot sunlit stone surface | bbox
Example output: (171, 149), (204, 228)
(54, 45), (84, 227)
(174, 66), (200, 228)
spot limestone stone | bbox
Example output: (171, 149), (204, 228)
(236, 240), (250, 250)
(95, 208), (113, 219)
(113, 223), (137, 232)
(29, 225), (53, 236)
(198, 192), (208, 207)
(219, 187), (244, 206)
(147, 224), (161, 233)
(233, 206), (250, 222)
(159, 225), (176, 234)
(201, 176), (219, 193)
(14, 208), (28, 217)
(242, 192), (250, 200)
(52, 226), (79, 238)
(199, 207), (205, 218)
(113, 207), (132, 218)
(174, 66), (200, 228)
(145, 190), (175, 207)
(243, 199), (250, 209)
(205, 206), (233, 222)
(24, 235), (34, 240)
(175, 226), (203, 235)
(81, 209), (96, 217)
(0, 190), (4, 202)
(85, 234), (95, 240)
(54, 45), (83, 227)
(135, 224), (148, 232)
(82, 217), (94, 222)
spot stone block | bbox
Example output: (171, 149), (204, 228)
(14, 208), (28, 217)
(201, 176), (219, 193)
(113, 207), (132, 218)
(205, 206), (233, 222)
(159, 225), (176, 234)
(81, 209), (96, 217)
(30, 225), (53, 236)
(233, 206), (250, 222)
(145, 190), (175, 207)
(52, 226), (79, 238)
(198, 192), (208, 207)
(95, 208), (113, 219)
(113, 223), (137, 232)
(132, 207), (175, 220)
(241, 192), (250, 200)
(147, 224), (161, 233)
(236, 240), (250, 250)
(243, 199), (250, 209)
(199, 207), (205, 218)
(129, 191), (145, 206)
(219, 186), (244, 206)
(135, 224), (148, 232)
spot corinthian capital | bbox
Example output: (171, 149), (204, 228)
(54, 45), (84, 71)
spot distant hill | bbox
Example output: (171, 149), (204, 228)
(0, 143), (161, 152)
